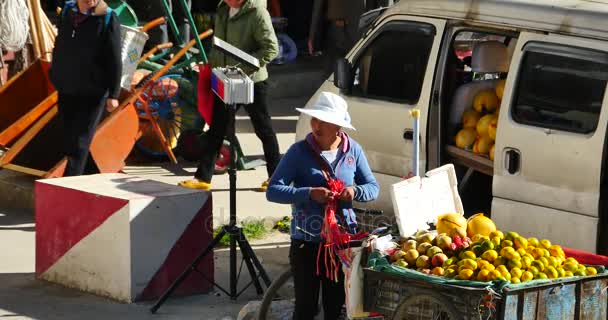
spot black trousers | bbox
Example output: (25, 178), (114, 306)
(195, 81), (280, 182)
(57, 93), (106, 177)
(290, 240), (345, 320)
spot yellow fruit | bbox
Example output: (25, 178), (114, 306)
(477, 269), (490, 281)
(531, 260), (546, 272)
(489, 144), (495, 161)
(521, 271), (534, 282)
(510, 267), (523, 279)
(461, 259), (478, 271)
(528, 266), (540, 276)
(473, 90), (500, 113)
(481, 250), (498, 263)
(488, 117), (498, 141)
(505, 232), (520, 242)
(563, 262), (578, 272)
(476, 114), (498, 137)
(467, 213), (497, 238)
(495, 80), (506, 100)
(549, 245), (563, 257)
(506, 252), (521, 261)
(587, 267), (598, 276)
(564, 270), (574, 277)
(517, 248), (527, 257)
(545, 266), (558, 279)
(455, 128), (477, 149)
(496, 265), (509, 275)
(459, 269), (475, 280)
(513, 237), (528, 250)
(473, 135), (493, 155)
(500, 247), (515, 257)
(471, 234), (489, 243)
(488, 270), (503, 281)
(437, 213), (467, 238)
(462, 109), (482, 129)
(566, 257), (579, 265)
(521, 256), (533, 269)
(508, 259), (523, 270)
(574, 269), (587, 277)
(501, 240), (514, 248)
(532, 248), (545, 259)
(494, 257), (508, 267)
(539, 257), (550, 268)
(491, 237), (501, 248)
(557, 268), (566, 278)
(511, 277), (521, 284)
(445, 268), (457, 278)
(535, 272), (548, 280)
(489, 230), (504, 240)
(502, 272), (512, 281)
(527, 237), (540, 248)
(481, 263), (496, 271)
(540, 239), (552, 249)
(460, 251), (477, 260)
(548, 256), (559, 268)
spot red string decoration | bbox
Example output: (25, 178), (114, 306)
(316, 178), (354, 282)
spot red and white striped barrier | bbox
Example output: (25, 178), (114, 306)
(35, 173), (214, 302)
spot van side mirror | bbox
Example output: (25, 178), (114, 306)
(334, 58), (353, 90)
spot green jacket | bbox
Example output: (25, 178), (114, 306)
(209, 0), (278, 83)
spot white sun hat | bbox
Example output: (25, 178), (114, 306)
(296, 92), (356, 130)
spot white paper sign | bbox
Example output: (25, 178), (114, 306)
(390, 164), (464, 237)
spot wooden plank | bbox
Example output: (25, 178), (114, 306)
(0, 91), (57, 147)
(580, 278), (608, 319)
(1, 163), (46, 177)
(502, 293), (519, 320)
(536, 284), (576, 319)
(0, 106), (58, 166)
(522, 291), (538, 320)
(445, 145), (494, 176)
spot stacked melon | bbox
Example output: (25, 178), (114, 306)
(455, 80), (505, 161)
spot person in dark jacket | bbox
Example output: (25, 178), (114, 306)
(49, 0), (122, 176)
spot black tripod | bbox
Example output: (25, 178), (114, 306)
(150, 103), (272, 313)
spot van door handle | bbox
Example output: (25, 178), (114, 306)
(505, 149), (521, 175)
(403, 129), (414, 140)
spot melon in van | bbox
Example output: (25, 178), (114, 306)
(455, 128), (476, 149)
(495, 80), (506, 100)
(462, 109), (481, 129)
(473, 90), (499, 113)
(473, 135), (493, 155)
(476, 114), (498, 137)
(488, 117), (498, 140)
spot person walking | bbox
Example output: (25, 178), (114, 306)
(178, 0), (280, 192)
(266, 92), (380, 319)
(49, 0), (122, 176)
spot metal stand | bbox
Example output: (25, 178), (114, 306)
(150, 103), (272, 313)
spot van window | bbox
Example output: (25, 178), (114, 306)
(512, 44), (608, 134)
(352, 22), (435, 104)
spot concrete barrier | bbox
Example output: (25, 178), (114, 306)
(35, 173), (213, 302)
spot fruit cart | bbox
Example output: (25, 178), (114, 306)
(359, 164), (608, 320)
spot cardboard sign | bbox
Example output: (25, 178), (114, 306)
(390, 164), (464, 237)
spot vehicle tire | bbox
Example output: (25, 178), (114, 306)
(257, 268), (295, 320)
(391, 291), (461, 320)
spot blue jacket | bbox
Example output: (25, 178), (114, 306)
(266, 133), (379, 242)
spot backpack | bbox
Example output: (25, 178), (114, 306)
(61, 0), (113, 30)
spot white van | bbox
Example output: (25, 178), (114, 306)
(295, 0), (608, 254)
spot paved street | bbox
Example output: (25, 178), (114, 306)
(0, 57), (328, 319)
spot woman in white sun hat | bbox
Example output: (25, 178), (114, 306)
(266, 91), (379, 319)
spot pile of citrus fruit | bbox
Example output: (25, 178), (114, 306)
(389, 212), (599, 283)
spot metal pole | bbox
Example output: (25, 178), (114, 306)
(410, 109), (420, 177)
(178, 0), (208, 63)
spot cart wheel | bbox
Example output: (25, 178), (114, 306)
(392, 291), (461, 320)
(135, 74), (199, 160)
(175, 129), (233, 174)
(257, 268), (298, 320)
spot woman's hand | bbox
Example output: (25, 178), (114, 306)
(310, 187), (333, 204)
(106, 98), (119, 113)
(337, 187), (355, 202)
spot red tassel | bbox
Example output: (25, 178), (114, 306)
(197, 63), (214, 126)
